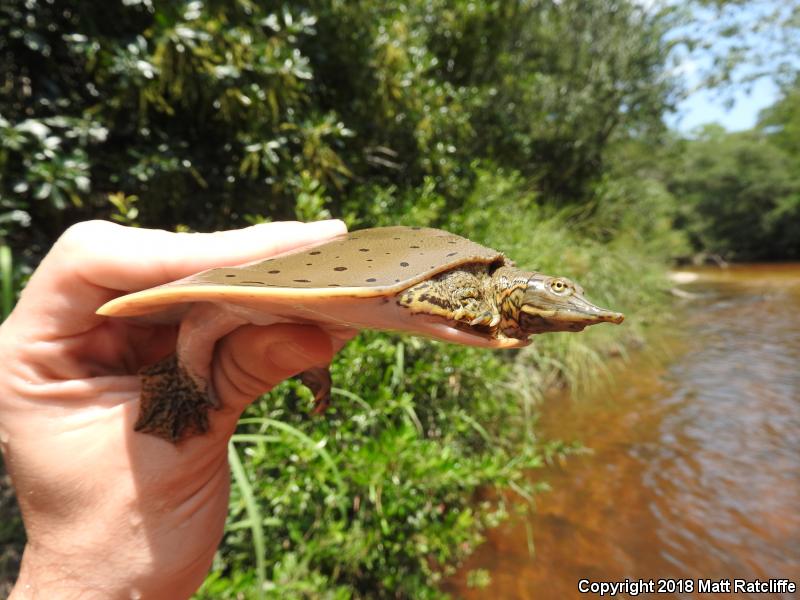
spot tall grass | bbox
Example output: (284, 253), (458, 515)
(448, 167), (674, 398)
(0, 171), (676, 600)
(197, 169), (678, 598)
(0, 245), (27, 596)
(1, 246), (14, 322)
(0, 170), (676, 598)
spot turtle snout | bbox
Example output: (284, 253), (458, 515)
(568, 295), (625, 325)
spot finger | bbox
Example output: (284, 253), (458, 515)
(69, 219), (348, 292)
(11, 220), (347, 337)
(210, 324), (346, 430)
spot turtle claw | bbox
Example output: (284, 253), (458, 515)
(469, 311), (501, 328)
(298, 366), (333, 414)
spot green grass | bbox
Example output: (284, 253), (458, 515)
(195, 170), (677, 599)
(1, 246), (14, 322)
(0, 169), (678, 600)
(228, 441), (267, 599)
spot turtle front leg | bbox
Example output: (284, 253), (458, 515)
(136, 304), (246, 443)
(451, 299), (501, 332)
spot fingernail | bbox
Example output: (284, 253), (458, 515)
(309, 219), (347, 233)
(267, 342), (314, 373)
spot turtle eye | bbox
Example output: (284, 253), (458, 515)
(550, 279), (570, 295)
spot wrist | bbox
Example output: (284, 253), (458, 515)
(10, 539), (202, 600)
(12, 521), (217, 600)
(11, 543), (111, 600)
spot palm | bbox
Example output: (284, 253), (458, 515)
(2, 290), (230, 597)
(1, 220), (349, 599)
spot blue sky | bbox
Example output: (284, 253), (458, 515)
(666, 76), (779, 133)
(660, 0), (800, 134)
(661, 1), (793, 134)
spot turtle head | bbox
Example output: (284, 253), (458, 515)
(513, 272), (624, 334)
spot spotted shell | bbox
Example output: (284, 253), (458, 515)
(98, 226), (508, 318)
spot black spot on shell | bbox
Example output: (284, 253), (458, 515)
(294, 279), (311, 283)
(225, 274), (235, 278)
(410, 245), (420, 248)
(395, 278), (400, 282)
(366, 277), (377, 282)
(268, 270), (280, 274)
(306, 263), (313, 266)
(400, 261), (409, 267)
(447, 252), (457, 257)
(359, 248), (370, 252)
(393, 237), (401, 240)
(448, 240), (457, 244)
(334, 266), (347, 271)
(366, 259), (373, 262)
(241, 280), (265, 285)
(328, 284), (341, 287)
(310, 251), (321, 255)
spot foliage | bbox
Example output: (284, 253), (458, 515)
(1, 0), (675, 259)
(447, 167), (677, 393)
(759, 80), (800, 160)
(194, 186), (670, 598)
(0, 455), (25, 600)
(666, 124), (800, 260)
(194, 331), (538, 598)
(191, 169), (674, 598)
(673, 0), (800, 92)
(0, 0), (682, 598)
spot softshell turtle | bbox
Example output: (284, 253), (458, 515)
(98, 226), (624, 443)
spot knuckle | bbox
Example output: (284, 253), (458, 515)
(56, 220), (118, 253)
(218, 348), (274, 398)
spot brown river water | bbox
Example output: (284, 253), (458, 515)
(445, 264), (800, 599)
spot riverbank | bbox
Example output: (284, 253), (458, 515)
(444, 264), (800, 598)
(1, 191), (678, 598)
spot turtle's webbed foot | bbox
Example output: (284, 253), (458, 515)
(298, 366), (332, 414)
(136, 354), (217, 443)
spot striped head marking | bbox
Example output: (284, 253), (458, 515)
(496, 269), (625, 335)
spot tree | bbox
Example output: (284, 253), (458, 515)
(0, 2), (682, 596)
(675, 0), (800, 90)
(668, 124), (800, 259)
(1, 0), (676, 262)
(758, 79), (800, 159)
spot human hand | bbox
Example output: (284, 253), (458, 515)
(0, 220), (355, 599)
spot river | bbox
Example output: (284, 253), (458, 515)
(445, 264), (800, 599)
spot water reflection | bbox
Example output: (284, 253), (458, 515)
(447, 264), (800, 599)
